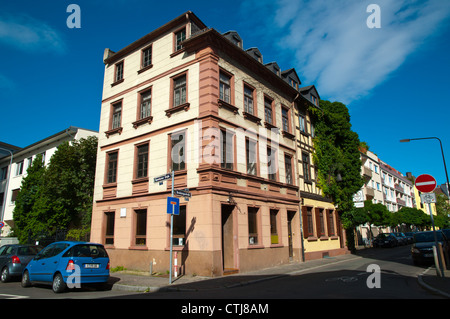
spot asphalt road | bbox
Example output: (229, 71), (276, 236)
(0, 244), (442, 302)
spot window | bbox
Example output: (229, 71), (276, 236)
(16, 161), (23, 176)
(267, 147), (277, 181)
(282, 107), (289, 132)
(248, 207), (259, 245)
(107, 151), (118, 184)
(219, 72), (231, 103)
(173, 75), (187, 107)
(11, 189), (19, 204)
(0, 167), (7, 180)
(299, 114), (306, 133)
(111, 102), (122, 129)
(115, 61), (124, 82)
(327, 211), (335, 236)
(171, 131), (185, 171)
(264, 97), (273, 124)
(302, 152), (311, 181)
(27, 157), (33, 169)
(140, 90), (152, 119)
(172, 206), (186, 246)
(135, 209), (147, 246)
(246, 139), (257, 175)
(317, 209), (325, 236)
(306, 207), (314, 237)
(136, 144), (149, 179)
(221, 130), (233, 170)
(270, 209), (279, 244)
(105, 211), (115, 245)
(285, 154), (293, 184)
(142, 46), (152, 68)
(244, 85), (254, 115)
(175, 27), (186, 51)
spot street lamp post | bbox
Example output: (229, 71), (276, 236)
(400, 137), (450, 201)
(400, 137), (449, 277)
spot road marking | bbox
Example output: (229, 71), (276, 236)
(0, 294), (29, 299)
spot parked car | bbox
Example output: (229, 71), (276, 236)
(373, 233), (398, 248)
(21, 241), (110, 293)
(411, 231), (450, 266)
(0, 245), (42, 282)
(441, 229), (450, 243)
(404, 232), (416, 244)
(393, 232), (408, 245)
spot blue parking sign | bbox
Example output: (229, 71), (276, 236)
(167, 197), (180, 215)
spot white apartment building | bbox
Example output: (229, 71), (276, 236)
(379, 159), (414, 212)
(353, 150), (383, 207)
(0, 126), (98, 236)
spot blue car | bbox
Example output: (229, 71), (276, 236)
(21, 241), (110, 293)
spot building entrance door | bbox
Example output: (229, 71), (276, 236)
(221, 204), (237, 274)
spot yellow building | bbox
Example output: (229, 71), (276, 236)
(413, 185), (437, 218)
(294, 86), (348, 260)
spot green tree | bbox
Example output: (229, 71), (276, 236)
(393, 207), (430, 230)
(311, 100), (364, 251)
(13, 136), (98, 243)
(13, 154), (46, 243)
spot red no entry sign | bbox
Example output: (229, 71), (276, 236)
(415, 174), (437, 193)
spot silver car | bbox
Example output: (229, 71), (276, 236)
(0, 245), (42, 282)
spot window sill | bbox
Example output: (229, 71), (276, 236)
(111, 79), (124, 87)
(137, 64), (153, 74)
(306, 236), (318, 242)
(132, 116), (153, 128)
(165, 102), (190, 118)
(248, 244), (264, 249)
(105, 127), (123, 138)
(270, 243), (283, 248)
(218, 99), (239, 114)
(243, 111), (261, 125)
(170, 48), (186, 58)
(282, 130), (296, 140)
(102, 183), (117, 188)
(131, 177), (149, 184)
(129, 245), (148, 250)
(264, 121), (279, 131)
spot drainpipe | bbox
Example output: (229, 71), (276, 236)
(292, 94), (305, 262)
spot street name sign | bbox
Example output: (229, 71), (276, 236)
(154, 173), (171, 184)
(174, 189), (191, 198)
(415, 174), (437, 193)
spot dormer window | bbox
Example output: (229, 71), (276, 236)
(175, 27), (186, 51)
(289, 79), (298, 90)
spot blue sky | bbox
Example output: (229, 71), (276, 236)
(1, 0), (450, 186)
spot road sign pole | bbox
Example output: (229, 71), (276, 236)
(169, 170), (174, 284)
(428, 202), (445, 278)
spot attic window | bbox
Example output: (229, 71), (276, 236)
(289, 79), (298, 90)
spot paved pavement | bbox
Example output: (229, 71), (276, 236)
(108, 252), (450, 298)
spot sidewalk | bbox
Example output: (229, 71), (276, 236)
(107, 253), (449, 298)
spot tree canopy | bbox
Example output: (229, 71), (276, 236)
(13, 136), (98, 243)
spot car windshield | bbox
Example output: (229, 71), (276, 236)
(377, 234), (389, 238)
(414, 232), (444, 242)
(71, 244), (108, 258)
(17, 246), (42, 255)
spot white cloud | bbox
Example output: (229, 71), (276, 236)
(0, 14), (66, 54)
(255, 0), (450, 104)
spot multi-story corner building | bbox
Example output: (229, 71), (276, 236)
(90, 12), (307, 276)
(295, 86), (347, 260)
(0, 127), (98, 237)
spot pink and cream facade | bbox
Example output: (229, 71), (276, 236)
(91, 12), (341, 276)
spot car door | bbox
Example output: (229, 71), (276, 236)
(39, 243), (69, 283)
(28, 243), (56, 282)
(0, 246), (10, 270)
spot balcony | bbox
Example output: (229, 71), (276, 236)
(362, 166), (372, 178)
(394, 183), (404, 193)
(396, 198), (406, 206)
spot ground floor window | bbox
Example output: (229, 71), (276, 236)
(135, 209), (147, 246)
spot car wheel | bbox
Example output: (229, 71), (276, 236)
(1, 267), (10, 283)
(52, 273), (67, 293)
(21, 270), (31, 288)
